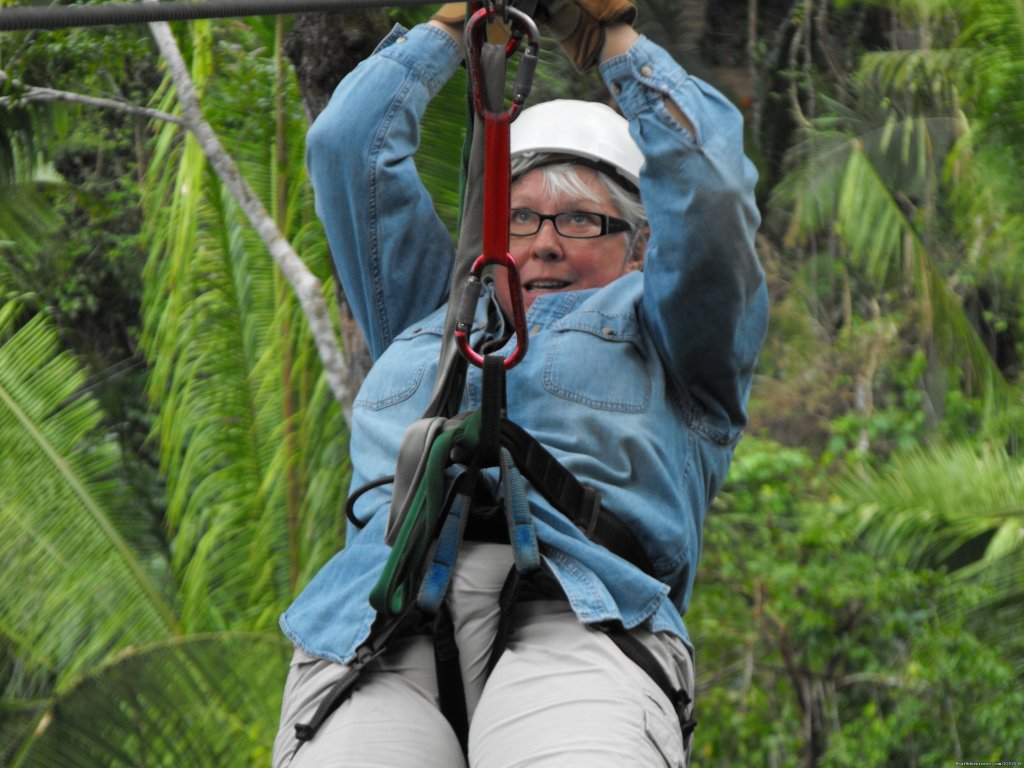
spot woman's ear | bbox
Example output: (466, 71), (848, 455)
(625, 226), (649, 272)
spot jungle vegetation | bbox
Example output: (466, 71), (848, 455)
(1, 0), (1022, 765)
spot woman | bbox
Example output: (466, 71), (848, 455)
(274, 3), (767, 766)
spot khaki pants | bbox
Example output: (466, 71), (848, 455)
(273, 543), (695, 768)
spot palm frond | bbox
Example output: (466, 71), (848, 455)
(841, 441), (1024, 568)
(146, 171), (283, 631)
(10, 632), (288, 768)
(778, 122), (1008, 399)
(139, 22), (347, 631)
(0, 92), (66, 185)
(773, 33), (1016, 401)
(0, 302), (178, 690)
(855, 48), (966, 116)
(959, 547), (1024, 673)
(0, 107), (65, 290)
(943, 0), (1024, 288)
(959, 0), (1024, 135)
(840, 439), (1024, 674)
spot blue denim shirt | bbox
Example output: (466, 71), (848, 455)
(281, 23), (768, 662)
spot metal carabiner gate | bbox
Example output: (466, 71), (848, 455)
(454, 5), (539, 370)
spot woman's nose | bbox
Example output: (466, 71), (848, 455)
(531, 219), (564, 261)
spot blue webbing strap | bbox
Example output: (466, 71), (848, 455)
(499, 447), (540, 573)
(416, 490), (471, 614)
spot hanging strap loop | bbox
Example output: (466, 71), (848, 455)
(454, 6), (539, 371)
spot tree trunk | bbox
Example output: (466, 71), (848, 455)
(285, 10), (390, 123)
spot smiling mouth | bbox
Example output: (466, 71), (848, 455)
(525, 279), (571, 293)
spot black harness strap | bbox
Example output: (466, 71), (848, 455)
(484, 564), (521, 676)
(604, 627), (698, 739)
(431, 354), (506, 751)
(294, 604), (420, 742)
(433, 601), (469, 750)
(298, 411), (658, 745)
(497, 419), (655, 577)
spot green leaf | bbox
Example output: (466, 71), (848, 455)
(11, 633), (288, 768)
(0, 302), (178, 689)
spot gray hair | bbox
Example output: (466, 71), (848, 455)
(510, 153), (648, 261)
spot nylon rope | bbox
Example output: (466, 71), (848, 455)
(0, 0), (439, 32)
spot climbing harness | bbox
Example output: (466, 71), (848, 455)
(297, 6), (545, 745)
(294, 0), (696, 751)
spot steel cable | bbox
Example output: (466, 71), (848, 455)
(0, 0), (439, 32)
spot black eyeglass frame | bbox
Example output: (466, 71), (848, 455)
(509, 209), (634, 239)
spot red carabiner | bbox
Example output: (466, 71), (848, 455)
(455, 5), (539, 370)
(454, 252), (528, 368)
(466, 5), (540, 121)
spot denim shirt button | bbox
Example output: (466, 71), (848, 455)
(612, 82), (622, 95)
(396, 35), (407, 43)
(601, 327), (615, 337)
(640, 64), (653, 77)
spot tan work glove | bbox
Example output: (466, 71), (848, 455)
(431, 3), (512, 43)
(534, 0), (637, 72)
(431, 2), (469, 26)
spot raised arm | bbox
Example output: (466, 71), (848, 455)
(600, 26), (768, 444)
(305, 24), (463, 360)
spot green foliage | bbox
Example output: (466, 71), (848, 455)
(821, 626), (1024, 766)
(0, 99), (65, 296)
(768, 0), (1024, 423)
(839, 439), (1024, 676)
(3, 0), (1024, 765)
(0, 299), (176, 688)
(13, 634), (289, 768)
(0, 290), (299, 766)
(2, 10), (351, 763)
(694, 436), (1024, 766)
(139, 19), (347, 633)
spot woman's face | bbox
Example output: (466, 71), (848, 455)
(494, 166), (638, 317)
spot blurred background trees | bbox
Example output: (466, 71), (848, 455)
(1, 0), (1021, 764)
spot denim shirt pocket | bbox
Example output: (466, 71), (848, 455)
(353, 323), (441, 411)
(542, 311), (652, 412)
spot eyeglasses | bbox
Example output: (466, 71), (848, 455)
(509, 209), (633, 239)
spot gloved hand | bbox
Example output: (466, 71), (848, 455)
(431, 2), (469, 26)
(534, 0), (637, 72)
(431, 3), (512, 43)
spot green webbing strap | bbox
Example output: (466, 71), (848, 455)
(373, 355), (506, 618)
(370, 411), (483, 616)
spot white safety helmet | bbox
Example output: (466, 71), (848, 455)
(510, 99), (644, 190)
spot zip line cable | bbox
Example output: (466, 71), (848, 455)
(0, 0), (439, 31)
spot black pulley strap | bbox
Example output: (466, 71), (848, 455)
(0, 0), (438, 32)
